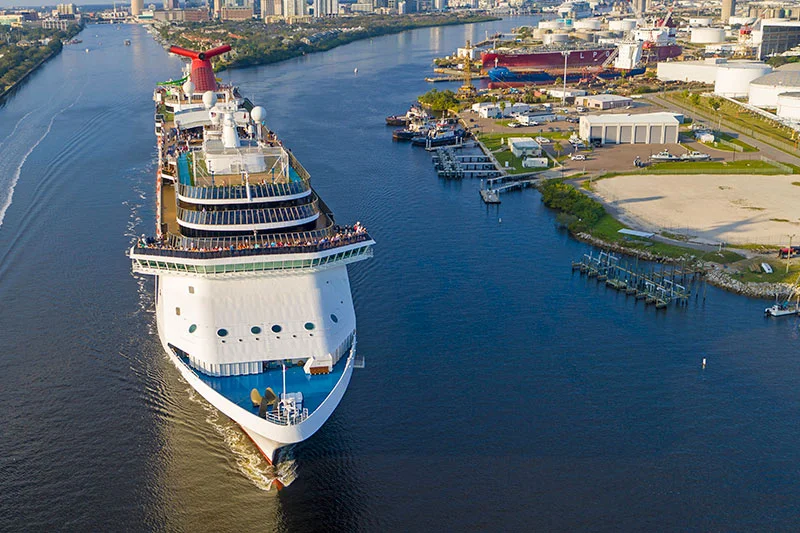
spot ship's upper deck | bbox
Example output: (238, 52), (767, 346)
(134, 64), (374, 269)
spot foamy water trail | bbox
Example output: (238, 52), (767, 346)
(0, 94), (83, 230)
(187, 387), (282, 491)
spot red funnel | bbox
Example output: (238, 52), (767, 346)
(169, 44), (232, 92)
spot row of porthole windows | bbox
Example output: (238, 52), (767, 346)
(188, 314), (338, 337)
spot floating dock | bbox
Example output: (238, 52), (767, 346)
(571, 251), (697, 309)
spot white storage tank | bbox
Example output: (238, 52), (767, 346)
(748, 67), (800, 107)
(543, 33), (570, 45)
(729, 16), (757, 26)
(777, 92), (800, 121)
(690, 27), (726, 43)
(715, 63), (773, 97)
(574, 18), (602, 30)
(689, 17), (714, 26)
(539, 20), (564, 30)
(609, 19), (636, 31)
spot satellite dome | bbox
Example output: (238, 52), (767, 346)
(182, 80), (195, 98)
(251, 106), (266, 123)
(202, 90), (218, 109)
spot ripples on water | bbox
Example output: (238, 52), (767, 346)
(2, 19), (800, 532)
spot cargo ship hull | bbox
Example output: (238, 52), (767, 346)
(481, 44), (681, 70)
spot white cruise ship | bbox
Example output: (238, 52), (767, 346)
(130, 44), (374, 488)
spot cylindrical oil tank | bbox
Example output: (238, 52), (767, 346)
(777, 92), (800, 120)
(539, 20), (564, 30)
(574, 18), (602, 30)
(609, 19), (636, 31)
(690, 27), (725, 43)
(689, 17), (713, 26)
(572, 31), (595, 42)
(714, 63), (773, 97)
(543, 33), (570, 45)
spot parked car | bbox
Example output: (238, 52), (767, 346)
(534, 136), (551, 144)
(565, 117), (580, 123)
(570, 154), (586, 161)
(508, 122), (522, 128)
(576, 106), (586, 113)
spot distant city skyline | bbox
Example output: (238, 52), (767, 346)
(0, 1), (129, 8)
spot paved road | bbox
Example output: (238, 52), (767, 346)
(646, 94), (800, 167)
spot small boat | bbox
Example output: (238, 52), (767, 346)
(354, 67), (358, 74)
(680, 151), (710, 161)
(393, 129), (417, 141)
(85, 48), (90, 53)
(411, 128), (465, 147)
(125, 39), (132, 46)
(651, 150), (680, 161)
(765, 303), (798, 317)
(761, 262), (773, 274)
(386, 115), (408, 126)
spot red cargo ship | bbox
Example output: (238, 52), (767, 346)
(481, 44), (682, 71)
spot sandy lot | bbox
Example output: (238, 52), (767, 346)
(594, 174), (800, 245)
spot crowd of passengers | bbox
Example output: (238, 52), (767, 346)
(136, 223), (368, 253)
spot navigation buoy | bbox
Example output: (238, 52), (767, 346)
(702, 358), (707, 369)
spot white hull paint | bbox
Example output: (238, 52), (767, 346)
(155, 276), (356, 463)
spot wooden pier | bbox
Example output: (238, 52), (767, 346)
(571, 251), (696, 309)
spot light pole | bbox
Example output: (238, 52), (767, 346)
(787, 234), (796, 274)
(561, 51), (570, 106)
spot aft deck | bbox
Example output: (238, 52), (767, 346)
(185, 355), (349, 418)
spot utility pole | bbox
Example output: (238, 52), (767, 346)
(787, 234), (796, 274)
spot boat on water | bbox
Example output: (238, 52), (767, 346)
(124, 39), (132, 46)
(386, 104), (428, 126)
(129, 44), (375, 488)
(765, 302), (798, 317)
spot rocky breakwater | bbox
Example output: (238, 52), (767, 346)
(705, 267), (790, 300)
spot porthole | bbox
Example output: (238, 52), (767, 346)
(304, 322), (315, 331)
(217, 328), (229, 337)
(251, 326), (262, 335)
(271, 325), (282, 333)
(330, 314), (339, 323)
(188, 324), (197, 333)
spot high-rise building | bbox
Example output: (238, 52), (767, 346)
(721, 0), (735, 22)
(131, 0), (144, 16)
(57, 3), (76, 14)
(163, 0), (178, 10)
(313, 0), (338, 16)
(282, 0), (305, 16)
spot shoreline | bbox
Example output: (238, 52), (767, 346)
(165, 14), (500, 73)
(538, 179), (794, 300)
(0, 47), (61, 103)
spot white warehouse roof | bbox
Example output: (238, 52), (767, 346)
(579, 112), (680, 125)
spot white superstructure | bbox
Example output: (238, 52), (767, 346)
(132, 46), (374, 488)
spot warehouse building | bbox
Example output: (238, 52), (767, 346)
(579, 113), (681, 145)
(574, 94), (633, 110)
(507, 137), (542, 157)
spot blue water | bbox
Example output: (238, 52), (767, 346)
(1, 19), (800, 532)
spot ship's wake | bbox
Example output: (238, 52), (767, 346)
(186, 387), (292, 491)
(0, 92), (83, 231)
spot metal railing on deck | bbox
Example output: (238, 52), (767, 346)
(176, 198), (319, 227)
(133, 229), (372, 260)
(176, 180), (310, 201)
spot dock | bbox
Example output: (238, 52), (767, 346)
(571, 251), (696, 309)
(432, 146), (502, 179)
(479, 189), (500, 203)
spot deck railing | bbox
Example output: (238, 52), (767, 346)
(176, 180), (310, 201)
(133, 231), (372, 260)
(265, 408), (309, 426)
(176, 198), (319, 227)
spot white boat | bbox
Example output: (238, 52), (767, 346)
(761, 262), (773, 274)
(765, 303), (798, 317)
(130, 44), (374, 488)
(651, 150), (680, 161)
(680, 151), (710, 161)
